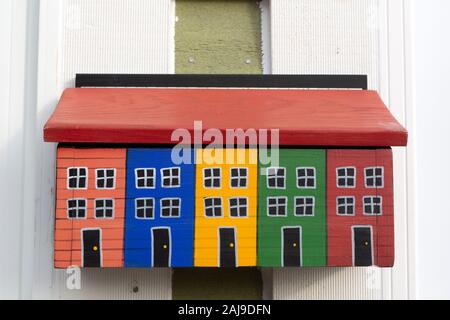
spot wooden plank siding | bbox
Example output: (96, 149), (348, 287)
(124, 148), (195, 268)
(172, 0), (264, 300)
(257, 149), (327, 267)
(194, 148), (258, 267)
(54, 147), (126, 268)
(326, 149), (394, 267)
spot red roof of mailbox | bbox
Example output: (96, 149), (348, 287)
(44, 88), (408, 146)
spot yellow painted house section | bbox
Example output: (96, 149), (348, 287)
(194, 148), (258, 267)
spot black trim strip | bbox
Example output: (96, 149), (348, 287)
(75, 74), (368, 90)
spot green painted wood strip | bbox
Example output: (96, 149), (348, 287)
(173, 0), (264, 300)
(172, 268), (263, 300)
(175, 0), (263, 74)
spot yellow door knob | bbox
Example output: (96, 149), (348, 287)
(93, 246), (98, 251)
(229, 243), (234, 248)
(365, 242), (369, 246)
(293, 243), (297, 247)
(163, 244), (168, 249)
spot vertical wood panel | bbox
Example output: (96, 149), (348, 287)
(0, 0), (37, 299)
(0, 0), (20, 299)
(274, 268), (382, 300)
(368, 0), (414, 300)
(60, 0), (173, 87)
(34, 0), (173, 299)
(59, 269), (171, 300)
(271, 0), (387, 300)
(173, 0), (264, 300)
(175, 0), (263, 74)
(33, 0), (61, 299)
(271, 0), (380, 89)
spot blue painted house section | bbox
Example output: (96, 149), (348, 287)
(124, 148), (195, 267)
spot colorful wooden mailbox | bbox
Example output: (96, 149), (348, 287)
(44, 75), (408, 268)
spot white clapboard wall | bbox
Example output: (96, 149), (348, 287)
(0, 0), (416, 300)
(270, 0), (414, 300)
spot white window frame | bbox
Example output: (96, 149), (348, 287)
(160, 167), (181, 188)
(67, 198), (87, 220)
(160, 198), (181, 218)
(203, 167), (222, 189)
(363, 196), (383, 216)
(229, 197), (249, 218)
(94, 198), (115, 219)
(296, 167), (317, 189)
(67, 167), (88, 190)
(364, 166), (385, 189)
(336, 196), (356, 216)
(266, 167), (286, 189)
(135, 168), (156, 189)
(204, 197), (223, 218)
(336, 167), (357, 189)
(95, 168), (116, 190)
(294, 196), (316, 217)
(135, 197), (155, 220)
(267, 196), (288, 217)
(230, 167), (248, 189)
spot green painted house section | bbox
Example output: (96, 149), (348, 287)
(173, 0), (263, 300)
(175, 0), (263, 74)
(258, 149), (327, 267)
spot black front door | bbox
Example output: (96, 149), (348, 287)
(152, 228), (170, 267)
(353, 227), (373, 266)
(283, 227), (301, 267)
(219, 228), (236, 267)
(83, 229), (101, 267)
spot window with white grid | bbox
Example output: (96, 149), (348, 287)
(67, 198), (87, 219)
(229, 197), (248, 217)
(336, 167), (356, 188)
(95, 199), (114, 219)
(294, 197), (315, 216)
(135, 168), (156, 189)
(266, 167), (286, 189)
(267, 197), (288, 217)
(336, 196), (355, 215)
(160, 198), (181, 218)
(203, 168), (221, 188)
(363, 196), (383, 215)
(135, 198), (155, 219)
(230, 167), (248, 188)
(365, 167), (384, 188)
(296, 167), (316, 189)
(96, 168), (116, 189)
(67, 167), (87, 189)
(161, 167), (181, 188)
(204, 197), (223, 217)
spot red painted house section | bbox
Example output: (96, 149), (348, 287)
(54, 147), (126, 268)
(327, 149), (394, 267)
(44, 88), (408, 146)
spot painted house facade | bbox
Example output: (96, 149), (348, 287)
(54, 147), (126, 268)
(46, 83), (407, 272)
(258, 149), (327, 267)
(194, 148), (258, 267)
(124, 148), (195, 267)
(327, 149), (394, 267)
